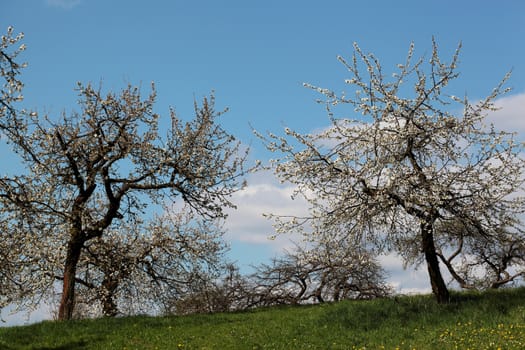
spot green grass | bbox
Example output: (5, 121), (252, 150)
(1, 288), (525, 349)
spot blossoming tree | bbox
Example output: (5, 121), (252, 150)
(260, 40), (524, 303)
(0, 28), (249, 320)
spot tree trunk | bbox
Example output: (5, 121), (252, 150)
(101, 278), (119, 317)
(58, 236), (84, 320)
(421, 222), (450, 303)
(102, 294), (118, 317)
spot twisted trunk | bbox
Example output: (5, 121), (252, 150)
(58, 235), (84, 320)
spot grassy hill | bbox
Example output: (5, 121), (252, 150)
(1, 288), (525, 349)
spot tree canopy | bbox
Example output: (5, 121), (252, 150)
(260, 39), (525, 302)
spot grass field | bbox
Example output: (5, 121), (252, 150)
(1, 288), (525, 349)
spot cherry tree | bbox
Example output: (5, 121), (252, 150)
(260, 39), (524, 303)
(0, 28), (250, 320)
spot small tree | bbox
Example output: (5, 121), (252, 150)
(167, 263), (251, 315)
(0, 28), (250, 319)
(260, 39), (524, 303)
(249, 240), (390, 306)
(61, 208), (229, 318)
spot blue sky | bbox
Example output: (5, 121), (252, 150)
(1, 0), (525, 325)
(3, 1), (524, 144)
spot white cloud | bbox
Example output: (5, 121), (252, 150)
(379, 253), (432, 295)
(487, 92), (525, 134)
(45, 0), (81, 10)
(1, 303), (52, 327)
(224, 171), (307, 253)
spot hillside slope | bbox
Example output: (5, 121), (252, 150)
(1, 288), (525, 349)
